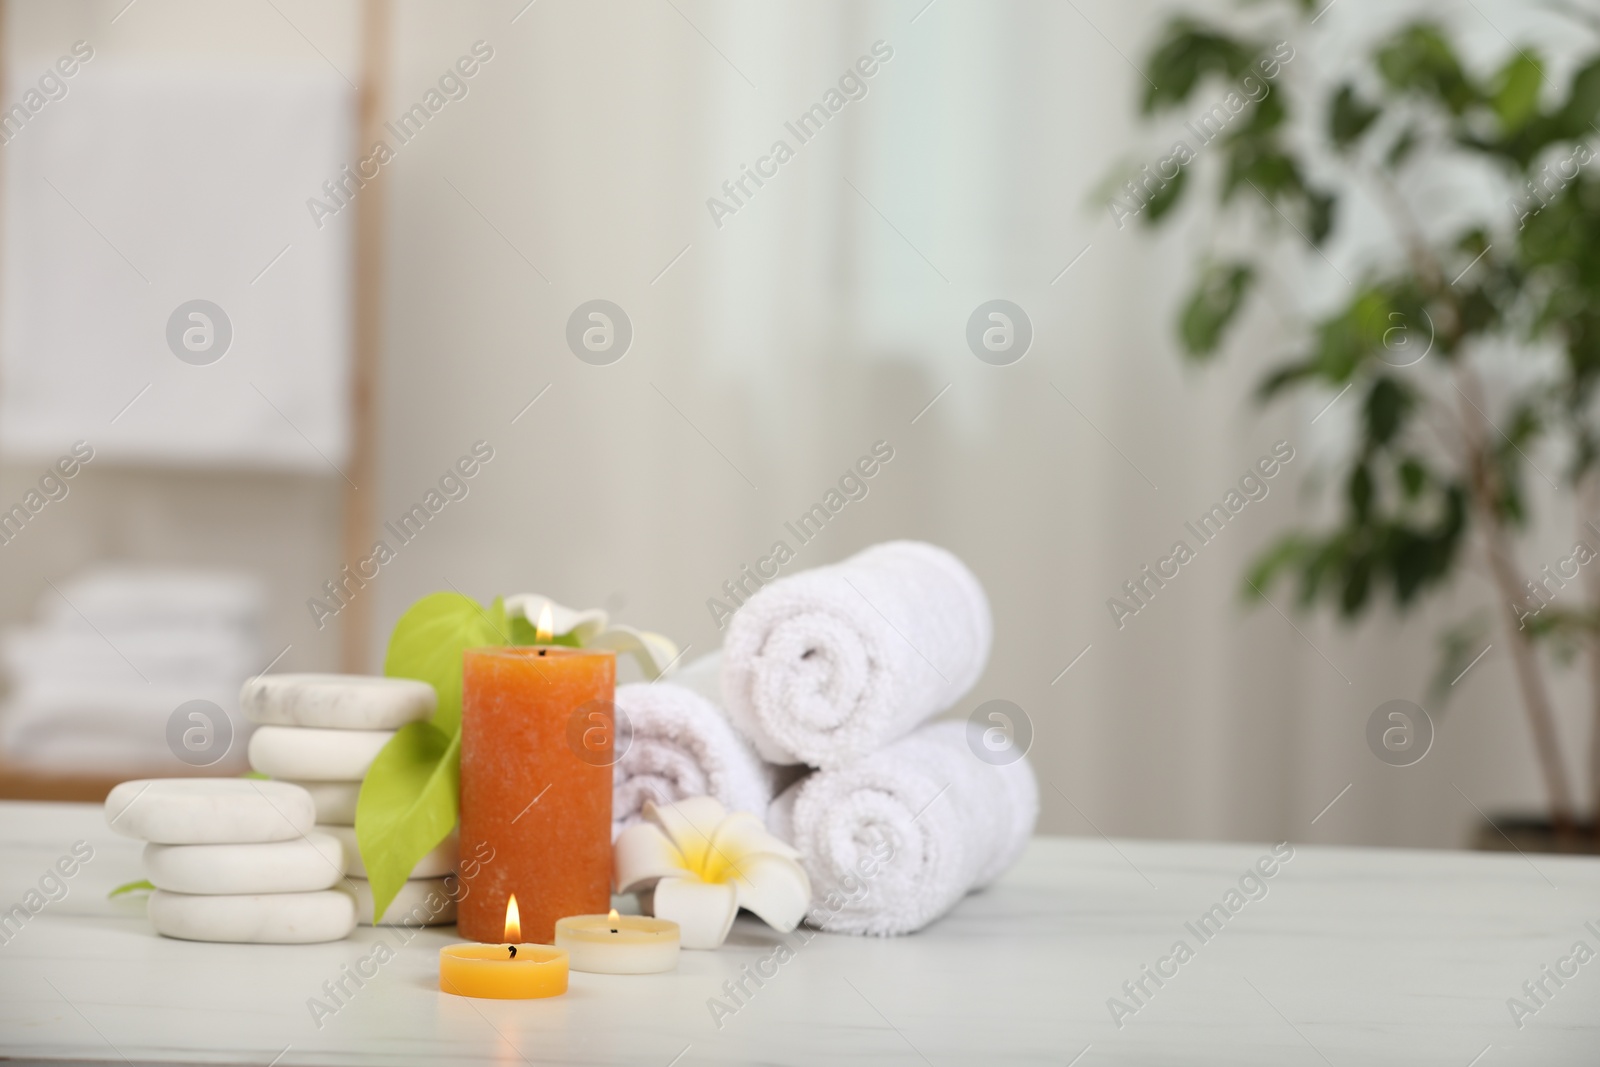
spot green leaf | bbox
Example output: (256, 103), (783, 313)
(356, 722), (461, 923)
(1349, 462), (1375, 520)
(1399, 457), (1427, 499)
(1179, 262), (1255, 357)
(1384, 126), (1421, 170)
(1141, 19), (1257, 113)
(1557, 57), (1600, 135)
(1141, 165), (1188, 224)
(1492, 52), (1543, 131)
(361, 590), (511, 922)
(1329, 84), (1379, 148)
(1242, 534), (1310, 600)
(1341, 552), (1373, 614)
(1428, 615), (1492, 708)
(383, 592), (509, 738)
(1363, 378), (1414, 448)
(1307, 190), (1336, 245)
(109, 879), (154, 898)
(1375, 24), (1477, 114)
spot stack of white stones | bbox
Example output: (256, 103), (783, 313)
(240, 674), (459, 926)
(104, 778), (355, 943)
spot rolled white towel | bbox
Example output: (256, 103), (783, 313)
(721, 541), (992, 767)
(768, 720), (1037, 936)
(612, 680), (777, 838)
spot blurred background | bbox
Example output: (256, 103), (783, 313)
(0, 0), (1590, 849)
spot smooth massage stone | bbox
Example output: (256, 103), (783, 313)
(240, 673), (436, 730)
(148, 888), (356, 944)
(287, 780), (361, 825)
(340, 877), (457, 926)
(248, 726), (394, 781)
(143, 832), (345, 894)
(322, 824), (458, 878)
(105, 779), (315, 844)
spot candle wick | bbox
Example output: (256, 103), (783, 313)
(538, 649), (546, 656)
(508, 945), (517, 959)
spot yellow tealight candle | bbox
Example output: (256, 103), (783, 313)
(439, 895), (569, 999)
(554, 909), (680, 974)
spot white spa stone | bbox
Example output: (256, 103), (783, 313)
(287, 780), (361, 825)
(240, 673), (436, 730)
(339, 877), (457, 926)
(104, 779), (315, 845)
(148, 888), (356, 944)
(321, 824), (458, 879)
(143, 832), (345, 894)
(248, 726), (394, 781)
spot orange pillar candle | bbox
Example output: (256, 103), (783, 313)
(459, 645), (616, 944)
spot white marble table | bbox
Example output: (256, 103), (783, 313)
(1, 801), (1596, 1065)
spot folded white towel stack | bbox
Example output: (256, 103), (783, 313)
(721, 541), (992, 768)
(767, 720), (1037, 937)
(0, 568), (262, 772)
(105, 778), (354, 944)
(611, 678), (778, 838)
(242, 674), (454, 927)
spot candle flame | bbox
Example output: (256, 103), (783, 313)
(608, 908), (620, 922)
(504, 894), (521, 943)
(535, 603), (554, 644)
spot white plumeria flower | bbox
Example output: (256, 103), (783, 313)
(503, 594), (681, 679)
(613, 796), (810, 949)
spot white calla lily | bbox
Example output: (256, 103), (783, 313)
(585, 624), (682, 680)
(614, 797), (811, 949)
(503, 594), (680, 679)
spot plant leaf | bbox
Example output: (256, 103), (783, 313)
(1242, 534), (1309, 601)
(361, 590), (510, 921)
(1141, 19), (1257, 113)
(1557, 57), (1600, 135)
(1375, 23), (1477, 115)
(1385, 125), (1420, 169)
(382, 592), (509, 738)
(109, 879), (154, 898)
(1363, 377), (1415, 448)
(1492, 52), (1543, 131)
(1179, 262), (1255, 357)
(1141, 165), (1188, 224)
(1329, 84), (1379, 148)
(356, 721), (461, 922)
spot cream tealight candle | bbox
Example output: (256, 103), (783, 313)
(554, 909), (679, 974)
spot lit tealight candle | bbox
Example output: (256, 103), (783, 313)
(554, 908), (680, 974)
(439, 895), (568, 999)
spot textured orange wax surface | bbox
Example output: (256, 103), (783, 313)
(459, 646), (615, 944)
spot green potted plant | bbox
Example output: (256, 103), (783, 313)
(1123, 0), (1600, 850)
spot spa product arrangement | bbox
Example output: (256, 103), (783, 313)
(240, 673), (458, 926)
(98, 540), (1036, 999)
(105, 778), (355, 943)
(351, 593), (679, 929)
